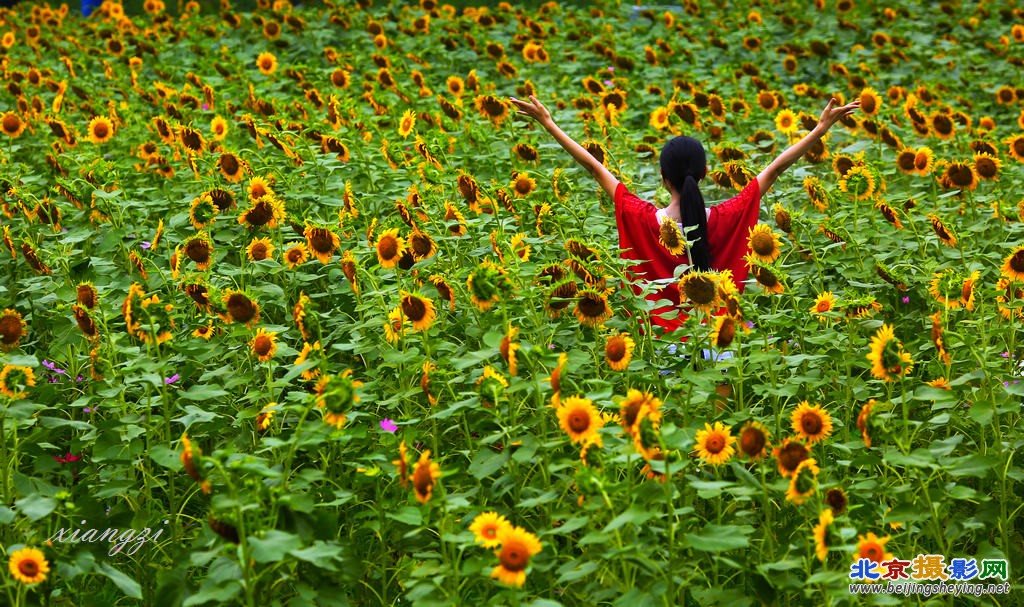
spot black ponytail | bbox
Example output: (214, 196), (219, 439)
(660, 136), (711, 271)
(680, 174), (711, 271)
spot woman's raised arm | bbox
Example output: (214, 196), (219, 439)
(509, 95), (620, 199)
(756, 98), (860, 196)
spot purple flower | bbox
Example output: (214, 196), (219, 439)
(379, 418), (398, 433)
(84, 407), (92, 413)
(76, 376), (84, 382)
(607, 66), (614, 71)
(202, 103), (209, 110)
(603, 80), (613, 86)
(165, 374), (180, 385)
(140, 241), (152, 250)
(1002, 352), (1011, 358)
(902, 296), (910, 304)
(42, 360), (56, 370)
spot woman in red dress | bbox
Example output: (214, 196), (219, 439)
(509, 94), (859, 334)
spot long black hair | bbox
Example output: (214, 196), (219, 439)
(659, 136), (711, 271)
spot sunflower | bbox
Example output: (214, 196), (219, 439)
(1001, 245), (1024, 282)
(785, 458), (819, 504)
(1, 112), (26, 138)
(810, 292), (837, 317)
(315, 371), (362, 429)
(470, 512), (513, 548)
(930, 111), (955, 140)
(997, 278), (1024, 320)
(973, 152), (1000, 181)
(256, 51), (277, 75)
(223, 290), (260, 327)
(375, 228), (405, 268)
(300, 225), (339, 265)
(939, 161), (978, 191)
(8, 547), (49, 585)
(694, 422), (735, 466)
(774, 108), (799, 136)
(511, 172), (536, 198)
(499, 325), (519, 376)
(246, 237), (275, 262)
(854, 532), (894, 575)
(747, 224), (782, 263)
(384, 307), (407, 344)
(73, 305), (98, 339)
(508, 233), (530, 262)
(866, 324), (913, 382)
(773, 438), (809, 478)
(838, 165), (876, 200)
(238, 196), (286, 230)
(183, 232), (214, 271)
(573, 288), (612, 327)
(813, 508), (834, 562)
(738, 421), (770, 461)
(180, 433), (210, 494)
(618, 389), (661, 438)
(0, 365), (35, 399)
(467, 261), (510, 311)
(490, 526), (543, 588)
(189, 194), (217, 230)
(87, 116), (114, 144)
(209, 115), (228, 141)
(75, 284), (98, 309)
(791, 402), (833, 445)
(927, 213), (957, 247)
(895, 148), (917, 175)
(557, 396), (602, 445)
(0, 309), (27, 351)
(803, 175), (829, 211)
(399, 291), (436, 332)
(756, 90), (778, 112)
(474, 94), (509, 125)
(1006, 134), (1024, 163)
(603, 332), (635, 371)
(749, 260), (785, 295)
(858, 87), (882, 116)
(679, 271), (720, 311)
(874, 200), (903, 229)
(707, 314), (737, 348)
(911, 146), (934, 175)
(293, 341), (322, 381)
(391, 441), (410, 489)
(658, 216), (686, 256)
(649, 106), (670, 130)
(248, 328), (277, 362)
(411, 449), (441, 504)
(397, 109), (416, 138)
(446, 75), (465, 97)
(192, 324), (216, 340)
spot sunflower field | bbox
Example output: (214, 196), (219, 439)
(0, 0), (1023, 604)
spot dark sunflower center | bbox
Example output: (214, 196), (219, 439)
(78, 286), (97, 308)
(715, 319), (736, 346)
(705, 434), (724, 454)
(413, 466), (432, 495)
(220, 154), (239, 174)
(606, 339), (626, 361)
(254, 336), (272, 355)
(93, 122), (109, 138)
(801, 412), (823, 435)
(568, 410), (590, 433)
(2, 114), (20, 133)
(227, 294), (255, 323)
(685, 276), (717, 304)
(310, 230), (334, 253)
(287, 248), (304, 263)
(740, 428), (765, 456)
(933, 115), (952, 134)
(897, 152), (916, 171)
(378, 236), (398, 260)
(185, 240), (210, 263)
(751, 232), (775, 256)
(246, 201), (273, 226)
(948, 164), (973, 186)
(411, 234), (432, 256)
(401, 297), (427, 322)
(185, 284), (209, 307)
(250, 243), (268, 260)
(0, 316), (21, 343)
(19, 559), (39, 576)
(500, 543), (529, 572)
(864, 545), (882, 562)
(1010, 250), (1024, 273)
(755, 267), (779, 288)
(779, 443), (808, 473)
(578, 294), (605, 318)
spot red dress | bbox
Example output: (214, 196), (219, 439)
(613, 180), (761, 333)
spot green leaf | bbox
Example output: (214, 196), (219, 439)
(943, 454), (999, 478)
(15, 494), (57, 521)
(178, 385), (230, 401)
(249, 530), (303, 563)
(96, 562), (143, 599)
(603, 504), (656, 532)
(468, 449), (508, 480)
(685, 524), (753, 552)
(385, 506), (422, 526)
(290, 541), (344, 571)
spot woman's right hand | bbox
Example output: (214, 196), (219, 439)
(509, 95), (553, 126)
(816, 98), (860, 133)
